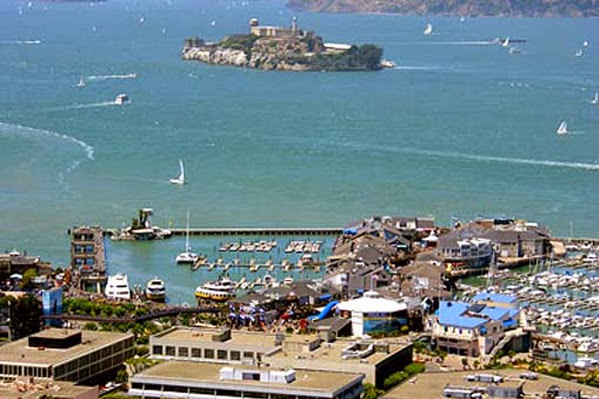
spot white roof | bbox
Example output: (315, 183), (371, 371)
(337, 291), (406, 313)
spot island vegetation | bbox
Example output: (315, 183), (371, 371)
(286, 0), (599, 17)
(182, 19), (385, 72)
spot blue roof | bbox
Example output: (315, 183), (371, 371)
(471, 292), (517, 304)
(438, 301), (487, 329)
(478, 306), (509, 321)
(502, 318), (517, 328)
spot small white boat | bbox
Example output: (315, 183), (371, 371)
(114, 93), (130, 105)
(575, 356), (598, 369)
(557, 120), (568, 135)
(423, 23), (433, 36)
(169, 159), (185, 185)
(575, 49), (584, 57)
(146, 277), (166, 301)
(591, 92), (598, 105)
(210, 19), (216, 26)
(105, 274), (131, 300)
(460, 16), (466, 23)
(176, 210), (198, 264)
(283, 276), (294, 285)
(502, 37), (510, 47)
(76, 76), (86, 88)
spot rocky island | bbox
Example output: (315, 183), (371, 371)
(182, 18), (385, 72)
(286, 0), (599, 17)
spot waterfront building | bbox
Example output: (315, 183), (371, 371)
(429, 300), (519, 357)
(0, 250), (50, 279)
(436, 224), (493, 269)
(148, 326), (412, 388)
(129, 361), (364, 399)
(69, 226), (106, 293)
(336, 291), (408, 337)
(0, 329), (134, 384)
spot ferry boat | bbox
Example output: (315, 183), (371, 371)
(145, 277), (166, 302)
(114, 93), (130, 105)
(195, 277), (236, 302)
(105, 274), (131, 300)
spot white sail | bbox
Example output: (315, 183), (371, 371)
(175, 210), (199, 264)
(557, 120), (568, 135)
(592, 92), (598, 105)
(169, 159), (185, 185)
(423, 23), (433, 35)
(502, 37), (510, 47)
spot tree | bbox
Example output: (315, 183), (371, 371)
(115, 368), (129, 384)
(362, 383), (384, 399)
(9, 294), (41, 340)
(19, 268), (38, 290)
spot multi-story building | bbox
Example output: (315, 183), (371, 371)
(0, 329), (134, 384)
(130, 361), (364, 399)
(148, 327), (412, 389)
(69, 226), (106, 293)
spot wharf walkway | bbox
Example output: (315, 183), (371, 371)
(167, 227), (340, 236)
(40, 305), (222, 323)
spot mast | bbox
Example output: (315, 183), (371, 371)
(185, 210), (191, 251)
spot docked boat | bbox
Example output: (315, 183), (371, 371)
(175, 210), (199, 264)
(169, 159), (185, 185)
(195, 277), (236, 302)
(114, 93), (130, 105)
(575, 356), (598, 369)
(423, 23), (433, 35)
(145, 277), (166, 302)
(105, 274), (131, 300)
(557, 120), (568, 135)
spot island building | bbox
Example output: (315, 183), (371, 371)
(427, 294), (522, 357)
(148, 326), (412, 388)
(129, 361), (364, 399)
(0, 329), (134, 385)
(69, 226), (106, 293)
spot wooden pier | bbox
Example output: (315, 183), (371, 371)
(166, 227), (341, 236)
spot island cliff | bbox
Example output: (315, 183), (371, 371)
(286, 0), (599, 17)
(182, 18), (384, 72)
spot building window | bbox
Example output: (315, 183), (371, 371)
(165, 346), (176, 356)
(153, 345), (163, 355)
(242, 372), (260, 381)
(145, 384), (162, 391)
(191, 387), (214, 395)
(217, 350), (228, 360)
(245, 392), (269, 399)
(191, 348), (202, 358)
(243, 351), (254, 359)
(178, 347), (189, 357)
(132, 382), (143, 389)
(205, 349), (215, 359)
(230, 351), (241, 361)
(217, 389), (243, 397)
(165, 385), (188, 393)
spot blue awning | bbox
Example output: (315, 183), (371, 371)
(319, 294), (332, 301)
(502, 318), (517, 328)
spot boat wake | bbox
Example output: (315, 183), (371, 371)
(0, 121), (95, 187)
(44, 101), (118, 112)
(394, 65), (444, 71)
(0, 39), (42, 45)
(86, 73), (137, 81)
(342, 142), (599, 172)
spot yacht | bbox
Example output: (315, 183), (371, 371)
(423, 23), (433, 35)
(175, 210), (199, 264)
(195, 276), (236, 302)
(169, 159), (185, 185)
(105, 274), (131, 300)
(145, 277), (166, 302)
(557, 120), (568, 135)
(114, 93), (130, 105)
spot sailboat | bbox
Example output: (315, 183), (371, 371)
(76, 76), (86, 88)
(169, 159), (185, 185)
(502, 37), (510, 47)
(591, 92), (598, 105)
(423, 23), (433, 35)
(575, 49), (584, 57)
(175, 210), (199, 264)
(557, 120), (568, 136)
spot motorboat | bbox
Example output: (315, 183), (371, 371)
(195, 276), (236, 302)
(380, 59), (396, 69)
(145, 277), (166, 302)
(423, 23), (433, 35)
(175, 210), (199, 264)
(556, 120), (568, 135)
(105, 274), (131, 300)
(169, 159), (185, 185)
(114, 93), (130, 105)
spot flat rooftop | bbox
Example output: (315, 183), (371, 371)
(134, 360), (362, 393)
(0, 329), (132, 367)
(383, 369), (599, 399)
(153, 327), (319, 350)
(0, 379), (97, 399)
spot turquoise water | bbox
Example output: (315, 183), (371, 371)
(1, 0), (598, 301)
